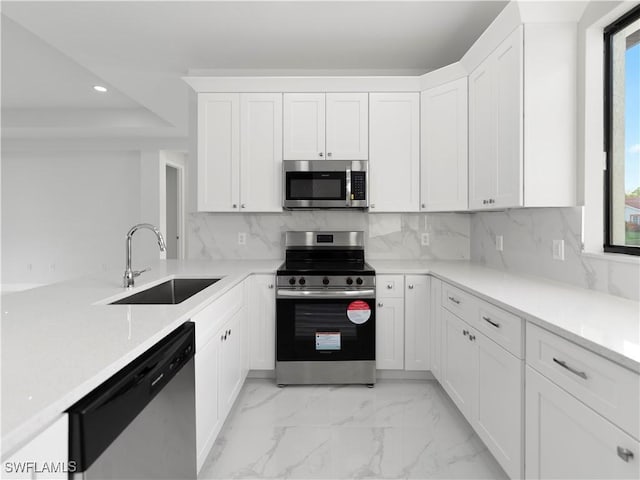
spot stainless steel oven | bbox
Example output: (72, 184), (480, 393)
(283, 160), (368, 209)
(276, 231), (376, 386)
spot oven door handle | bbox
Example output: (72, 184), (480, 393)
(277, 289), (375, 299)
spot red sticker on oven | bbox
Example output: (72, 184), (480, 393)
(347, 300), (371, 324)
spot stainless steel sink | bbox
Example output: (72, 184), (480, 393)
(110, 278), (220, 305)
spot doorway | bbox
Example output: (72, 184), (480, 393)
(161, 151), (186, 260)
(165, 165), (179, 259)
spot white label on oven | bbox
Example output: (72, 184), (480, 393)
(347, 300), (371, 324)
(316, 332), (341, 351)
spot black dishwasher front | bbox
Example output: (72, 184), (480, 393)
(67, 322), (196, 479)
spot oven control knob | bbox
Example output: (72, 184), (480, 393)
(356, 277), (364, 285)
(289, 277), (296, 286)
(346, 277), (354, 286)
(322, 277), (330, 286)
(299, 277), (306, 286)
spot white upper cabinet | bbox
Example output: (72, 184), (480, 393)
(325, 93), (369, 160)
(197, 93), (282, 212)
(198, 93), (240, 212)
(468, 23), (577, 210)
(283, 93), (368, 161)
(240, 93), (283, 212)
(420, 77), (468, 212)
(369, 92), (420, 212)
(283, 93), (325, 160)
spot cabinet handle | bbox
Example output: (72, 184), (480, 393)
(469, 334), (476, 341)
(483, 200), (487, 205)
(552, 358), (588, 380)
(408, 284), (414, 289)
(319, 152), (324, 157)
(421, 203), (426, 208)
(482, 316), (500, 328)
(462, 329), (469, 336)
(268, 284), (274, 289)
(387, 284), (393, 289)
(371, 204), (376, 208)
(232, 204), (238, 209)
(378, 302), (384, 307)
(448, 296), (460, 305)
(617, 447), (634, 462)
(327, 152), (332, 157)
(241, 204), (246, 209)
(228, 329), (232, 337)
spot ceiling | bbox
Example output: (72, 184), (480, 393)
(1, 1), (508, 141)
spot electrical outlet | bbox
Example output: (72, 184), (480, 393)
(49, 263), (56, 272)
(495, 235), (504, 252)
(26, 263), (32, 272)
(553, 239), (565, 260)
(238, 232), (247, 245)
(421, 233), (430, 246)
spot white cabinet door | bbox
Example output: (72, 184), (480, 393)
(376, 297), (405, 370)
(468, 59), (496, 210)
(420, 78), (468, 212)
(494, 26), (523, 209)
(240, 93), (283, 212)
(283, 93), (325, 160)
(430, 277), (443, 382)
(476, 333), (523, 479)
(469, 26), (523, 210)
(404, 275), (430, 371)
(219, 310), (243, 417)
(248, 274), (276, 370)
(2, 415), (68, 480)
(525, 366), (640, 480)
(326, 93), (368, 160)
(197, 93), (240, 212)
(369, 93), (420, 212)
(441, 308), (477, 420)
(195, 333), (221, 472)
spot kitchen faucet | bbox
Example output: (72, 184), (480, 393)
(123, 223), (166, 288)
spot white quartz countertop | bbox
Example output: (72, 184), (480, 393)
(2, 258), (639, 458)
(371, 260), (640, 373)
(1, 259), (280, 458)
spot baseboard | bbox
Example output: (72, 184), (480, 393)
(248, 369), (434, 381)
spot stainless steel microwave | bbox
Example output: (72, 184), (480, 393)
(282, 160), (368, 209)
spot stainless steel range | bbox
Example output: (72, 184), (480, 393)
(276, 231), (376, 386)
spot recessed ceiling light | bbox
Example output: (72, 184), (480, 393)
(93, 85), (108, 93)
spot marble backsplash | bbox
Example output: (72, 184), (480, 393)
(187, 211), (471, 261)
(471, 207), (640, 301)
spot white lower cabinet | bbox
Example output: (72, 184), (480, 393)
(429, 277), (443, 382)
(441, 308), (477, 418)
(375, 297), (404, 370)
(404, 275), (430, 371)
(247, 274), (276, 370)
(525, 366), (640, 480)
(439, 287), (524, 479)
(193, 283), (247, 472)
(2, 415), (68, 480)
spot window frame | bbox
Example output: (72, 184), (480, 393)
(603, 4), (640, 256)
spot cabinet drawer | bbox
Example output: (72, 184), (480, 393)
(441, 282), (475, 321)
(474, 301), (523, 358)
(526, 323), (640, 440)
(376, 275), (404, 298)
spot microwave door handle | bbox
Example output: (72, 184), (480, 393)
(345, 169), (352, 207)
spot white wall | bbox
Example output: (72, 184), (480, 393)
(1, 150), (161, 289)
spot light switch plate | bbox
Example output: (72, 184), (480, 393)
(421, 233), (430, 246)
(495, 235), (503, 252)
(553, 239), (565, 260)
(238, 233), (247, 245)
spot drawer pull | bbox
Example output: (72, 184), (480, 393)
(378, 302), (384, 308)
(387, 284), (393, 289)
(448, 296), (460, 305)
(408, 284), (414, 289)
(482, 316), (500, 328)
(617, 446), (634, 462)
(553, 357), (588, 380)
(462, 329), (469, 336)
(469, 334), (476, 342)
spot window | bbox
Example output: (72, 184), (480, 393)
(604, 6), (640, 255)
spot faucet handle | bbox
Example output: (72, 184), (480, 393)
(133, 267), (151, 277)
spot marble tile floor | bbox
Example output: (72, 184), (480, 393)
(198, 379), (509, 480)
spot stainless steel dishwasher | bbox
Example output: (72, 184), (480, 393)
(67, 322), (196, 479)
